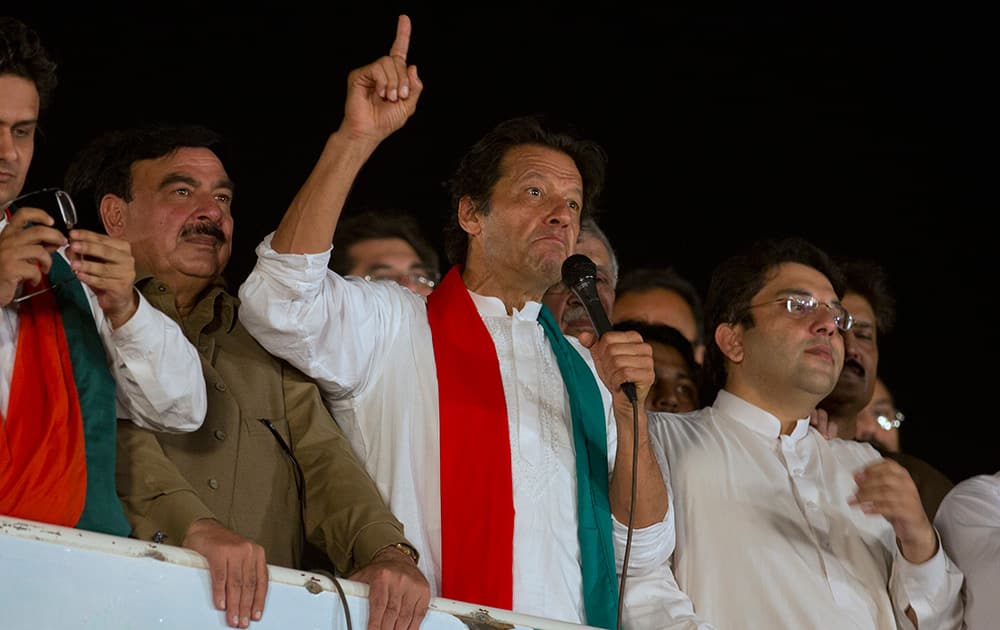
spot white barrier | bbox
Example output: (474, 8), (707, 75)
(0, 516), (598, 630)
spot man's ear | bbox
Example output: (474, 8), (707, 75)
(715, 322), (745, 364)
(99, 194), (126, 236)
(457, 196), (481, 237)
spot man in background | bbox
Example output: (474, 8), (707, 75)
(542, 216), (618, 339)
(816, 258), (953, 519)
(613, 266), (706, 365)
(330, 208), (440, 296)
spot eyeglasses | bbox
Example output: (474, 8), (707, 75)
(363, 269), (440, 290)
(6, 187), (77, 235)
(748, 295), (854, 332)
(5, 188), (80, 304)
(876, 410), (905, 431)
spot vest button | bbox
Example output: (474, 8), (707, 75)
(208, 478), (219, 489)
(214, 382), (227, 392)
(214, 429), (226, 441)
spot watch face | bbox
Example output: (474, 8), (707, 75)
(393, 543), (419, 563)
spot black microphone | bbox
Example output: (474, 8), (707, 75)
(561, 254), (637, 403)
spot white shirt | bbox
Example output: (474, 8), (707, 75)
(0, 217), (206, 432)
(648, 390), (964, 630)
(238, 232), (675, 625)
(934, 471), (1000, 630)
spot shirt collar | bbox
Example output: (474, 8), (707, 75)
(713, 389), (812, 441)
(136, 275), (236, 335)
(469, 289), (542, 322)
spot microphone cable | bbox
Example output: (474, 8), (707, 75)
(615, 396), (639, 630)
(259, 418), (354, 630)
(559, 253), (640, 630)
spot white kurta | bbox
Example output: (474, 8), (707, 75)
(238, 233), (675, 625)
(934, 471), (1000, 630)
(0, 218), (206, 432)
(648, 390), (964, 630)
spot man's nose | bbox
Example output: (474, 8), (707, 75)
(0, 129), (19, 163)
(812, 307), (838, 336)
(546, 201), (573, 227)
(194, 195), (224, 222)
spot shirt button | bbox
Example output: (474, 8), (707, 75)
(208, 478), (219, 489)
(214, 382), (227, 392)
(214, 429), (226, 441)
(793, 468), (804, 476)
(806, 500), (818, 510)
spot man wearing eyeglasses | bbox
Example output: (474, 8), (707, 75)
(639, 237), (964, 629)
(62, 124), (430, 629)
(330, 208), (441, 297)
(0, 17), (206, 537)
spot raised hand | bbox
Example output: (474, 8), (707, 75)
(340, 14), (424, 144)
(849, 458), (938, 564)
(0, 207), (65, 306)
(348, 545), (431, 630)
(66, 228), (139, 328)
(183, 518), (269, 629)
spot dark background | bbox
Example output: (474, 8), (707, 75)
(11, 4), (994, 483)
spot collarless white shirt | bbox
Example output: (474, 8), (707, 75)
(648, 390), (964, 630)
(238, 233), (676, 625)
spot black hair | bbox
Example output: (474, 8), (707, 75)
(63, 123), (224, 229)
(702, 236), (845, 398)
(442, 113), (607, 267)
(615, 267), (705, 346)
(330, 208), (440, 278)
(0, 17), (57, 111)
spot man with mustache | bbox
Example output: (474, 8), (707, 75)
(63, 124), (430, 630)
(643, 237), (964, 628)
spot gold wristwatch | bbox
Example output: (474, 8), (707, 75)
(381, 542), (419, 564)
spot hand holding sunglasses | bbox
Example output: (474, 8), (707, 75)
(1, 188), (75, 306)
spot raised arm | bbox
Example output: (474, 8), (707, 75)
(270, 14), (423, 256)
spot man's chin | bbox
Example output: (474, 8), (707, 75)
(174, 259), (226, 281)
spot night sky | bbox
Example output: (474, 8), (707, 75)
(11, 4), (994, 482)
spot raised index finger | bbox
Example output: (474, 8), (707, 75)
(389, 14), (412, 62)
